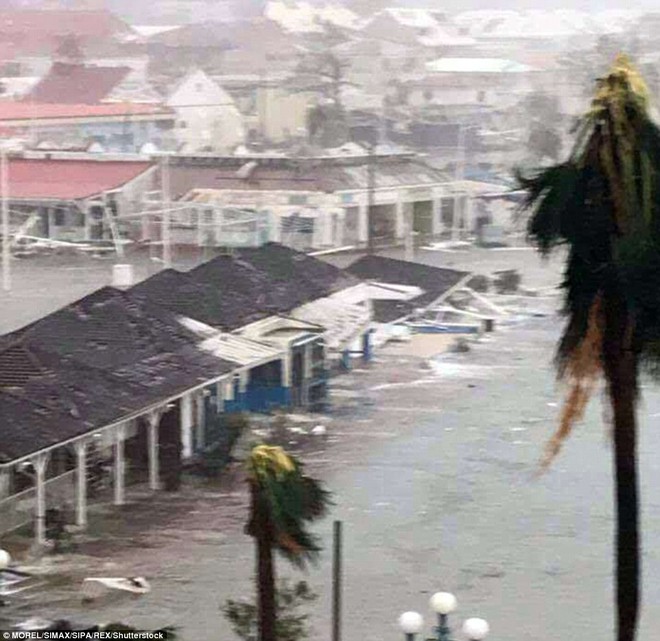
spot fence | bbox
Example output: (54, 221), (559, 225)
(0, 470), (76, 535)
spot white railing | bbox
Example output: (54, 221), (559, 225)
(0, 470), (76, 535)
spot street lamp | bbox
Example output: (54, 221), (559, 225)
(430, 591), (457, 641)
(462, 618), (490, 641)
(398, 591), (488, 641)
(398, 611), (424, 641)
(0, 548), (10, 570)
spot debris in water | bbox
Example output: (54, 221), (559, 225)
(81, 577), (150, 602)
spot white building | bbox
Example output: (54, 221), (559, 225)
(167, 69), (246, 153)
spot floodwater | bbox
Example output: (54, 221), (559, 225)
(3, 248), (660, 640)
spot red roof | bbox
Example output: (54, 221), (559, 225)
(0, 101), (171, 122)
(0, 10), (131, 40)
(6, 158), (154, 201)
(26, 63), (132, 104)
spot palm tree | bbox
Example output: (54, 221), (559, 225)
(246, 445), (332, 641)
(517, 55), (660, 641)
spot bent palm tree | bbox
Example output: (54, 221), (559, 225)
(246, 445), (331, 641)
(517, 55), (660, 641)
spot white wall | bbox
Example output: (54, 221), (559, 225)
(168, 69), (246, 152)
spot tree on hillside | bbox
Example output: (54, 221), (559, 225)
(246, 445), (331, 641)
(517, 55), (660, 641)
(290, 21), (353, 146)
(523, 91), (564, 162)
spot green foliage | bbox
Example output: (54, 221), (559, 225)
(223, 580), (318, 641)
(199, 413), (248, 476)
(516, 55), (660, 369)
(247, 446), (333, 568)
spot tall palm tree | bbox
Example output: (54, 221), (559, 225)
(246, 445), (331, 641)
(517, 55), (660, 641)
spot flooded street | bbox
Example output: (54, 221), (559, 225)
(2, 248), (660, 641)
(4, 304), (660, 641)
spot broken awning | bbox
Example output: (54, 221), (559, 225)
(292, 296), (371, 351)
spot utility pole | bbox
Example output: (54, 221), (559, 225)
(332, 520), (343, 641)
(1, 150), (10, 292)
(161, 154), (172, 268)
(367, 143), (375, 255)
(453, 124), (467, 242)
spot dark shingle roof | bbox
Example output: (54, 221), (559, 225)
(0, 389), (89, 463)
(347, 255), (470, 321)
(132, 243), (359, 330)
(371, 299), (415, 324)
(0, 287), (237, 463)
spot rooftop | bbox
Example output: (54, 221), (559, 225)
(0, 286), (238, 462)
(346, 255), (471, 321)
(26, 62), (132, 105)
(132, 243), (359, 331)
(0, 102), (172, 123)
(4, 157), (154, 201)
(426, 58), (533, 74)
(167, 155), (448, 198)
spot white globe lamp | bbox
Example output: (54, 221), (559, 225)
(430, 591), (457, 615)
(462, 617), (490, 640)
(0, 548), (10, 570)
(398, 611), (424, 639)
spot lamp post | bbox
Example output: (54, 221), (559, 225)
(398, 591), (488, 641)
(430, 591), (457, 641)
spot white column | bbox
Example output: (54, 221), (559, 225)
(225, 378), (235, 401)
(180, 394), (194, 460)
(465, 196), (474, 235)
(271, 211), (282, 243)
(282, 353), (292, 388)
(432, 198), (442, 236)
(33, 453), (49, 546)
(395, 196), (405, 240)
(358, 204), (368, 244)
(404, 203), (414, 261)
(147, 412), (160, 491)
(74, 441), (88, 528)
(303, 342), (314, 406)
(239, 369), (249, 393)
(0, 468), (10, 500)
(215, 207), (224, 245)
(113, 424), (126, 506)
(196, 391), (206, 450)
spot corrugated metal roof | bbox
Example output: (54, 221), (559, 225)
(426, 58), (532, 74)
(0, 102), (171, 123)
(293, 297), (370, 351)
(5, 158), (154, 201)
(178, 316), (283, 366)
(199, 333), (283, 366)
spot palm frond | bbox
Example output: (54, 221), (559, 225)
(247, 445), (333, 568)
(516, 54), (660, 463)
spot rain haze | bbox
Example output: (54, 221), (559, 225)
(0, 2), (659, 641)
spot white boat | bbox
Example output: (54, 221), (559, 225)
(81, 577), (150, 601)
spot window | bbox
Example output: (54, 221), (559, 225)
(423, 89), (434, 102)
(195, 82), (203, 92)
(179, 120), (187, 129)
(289, 194), (308, 206)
